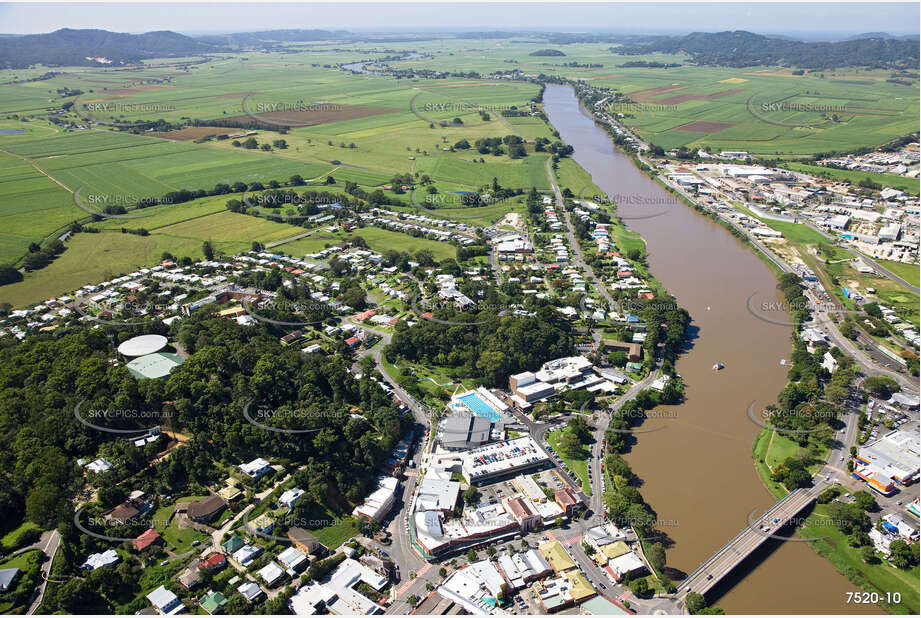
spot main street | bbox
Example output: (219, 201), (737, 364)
(349, 314), (433, 593)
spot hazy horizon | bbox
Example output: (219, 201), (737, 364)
(0, 2), (918, 39)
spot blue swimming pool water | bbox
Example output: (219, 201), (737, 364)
(0, 129), (26, 135)
(459, 393), (502, 421)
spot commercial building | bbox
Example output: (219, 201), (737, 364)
(437, 563), (506, 615)
(502, 495), (541, 532)
(854, 428), (920, 493)
(604, 551), (646, 582)
(125, 352), (184, 380)
(460, 436), (551, 485)
(539, 540), (576, 573)
(512, 474), (547, 503)
(530, 570), (596, 613)
(416, 468), (461, 514)
(584, 523), (629, 561)
(495, 549), (553, 590)
(554, 488), (584, 516)
(352, 476), (399, 521)
(509, 371), (556, 404)
(321, 558), (387, 615)
(413, 502), (519, 558)
(438, 412), (496, 450)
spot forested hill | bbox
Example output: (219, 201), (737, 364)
(613, 30), (920, 70)
(0, 28), (218, 68)
(0, 313), (409, 530)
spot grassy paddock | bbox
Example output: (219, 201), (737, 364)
(546, 429), (592, 496)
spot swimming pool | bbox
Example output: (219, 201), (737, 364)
(459, 393), (502, 422)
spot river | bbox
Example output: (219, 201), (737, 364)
(542, 84), (868, 614)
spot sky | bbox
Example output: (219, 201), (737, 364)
(0, 2), (918, 38)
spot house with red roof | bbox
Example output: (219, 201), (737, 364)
(201, 552), (227, 572)
(132, 528), (161, 552)
(353, 310), (376, 322)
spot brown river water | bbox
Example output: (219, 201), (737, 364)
(542, 84), (873, 614)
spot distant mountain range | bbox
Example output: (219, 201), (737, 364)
(0, 28), (216, 68)
(0, 27), (917, 71)
(613, 30), (920, 70)
(0, 27), (348, 68)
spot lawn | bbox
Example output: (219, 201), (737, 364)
(0, 521), (40, 552)
(554, 157), (604, 199)
(291, 501), (360, 550)
(546, 429), (592, 496)
(762, 430), (806, 470)
(0, 548), (41, 571)
(872, 258), (920, 288)
(152, 497), (210, 555)
(609, 216), (647, 259)
(345, 227), (458, 261)
(802, 500), (920, 614)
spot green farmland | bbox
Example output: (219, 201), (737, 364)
(0, 38), (917, 307)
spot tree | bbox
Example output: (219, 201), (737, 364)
(853, 491), (876, 512)
(888, 539), (914, 568)
(839, 320), (858, 340)
(202, 241), (214, 260)
(629, 577), (650, 597)
(863, 375), (899, 399)
(686, 592), (707, 614)
(0, 264), (22, 285)
(466, 549), (478, 562)
(647, 542), (666, 572)
(439, 567), (447, 578)
(462, 485), (479, 505)
(558, 431), (583, 459)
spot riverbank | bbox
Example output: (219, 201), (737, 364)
(542, 82), (863, 614)
(569, 87), (916, 614)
